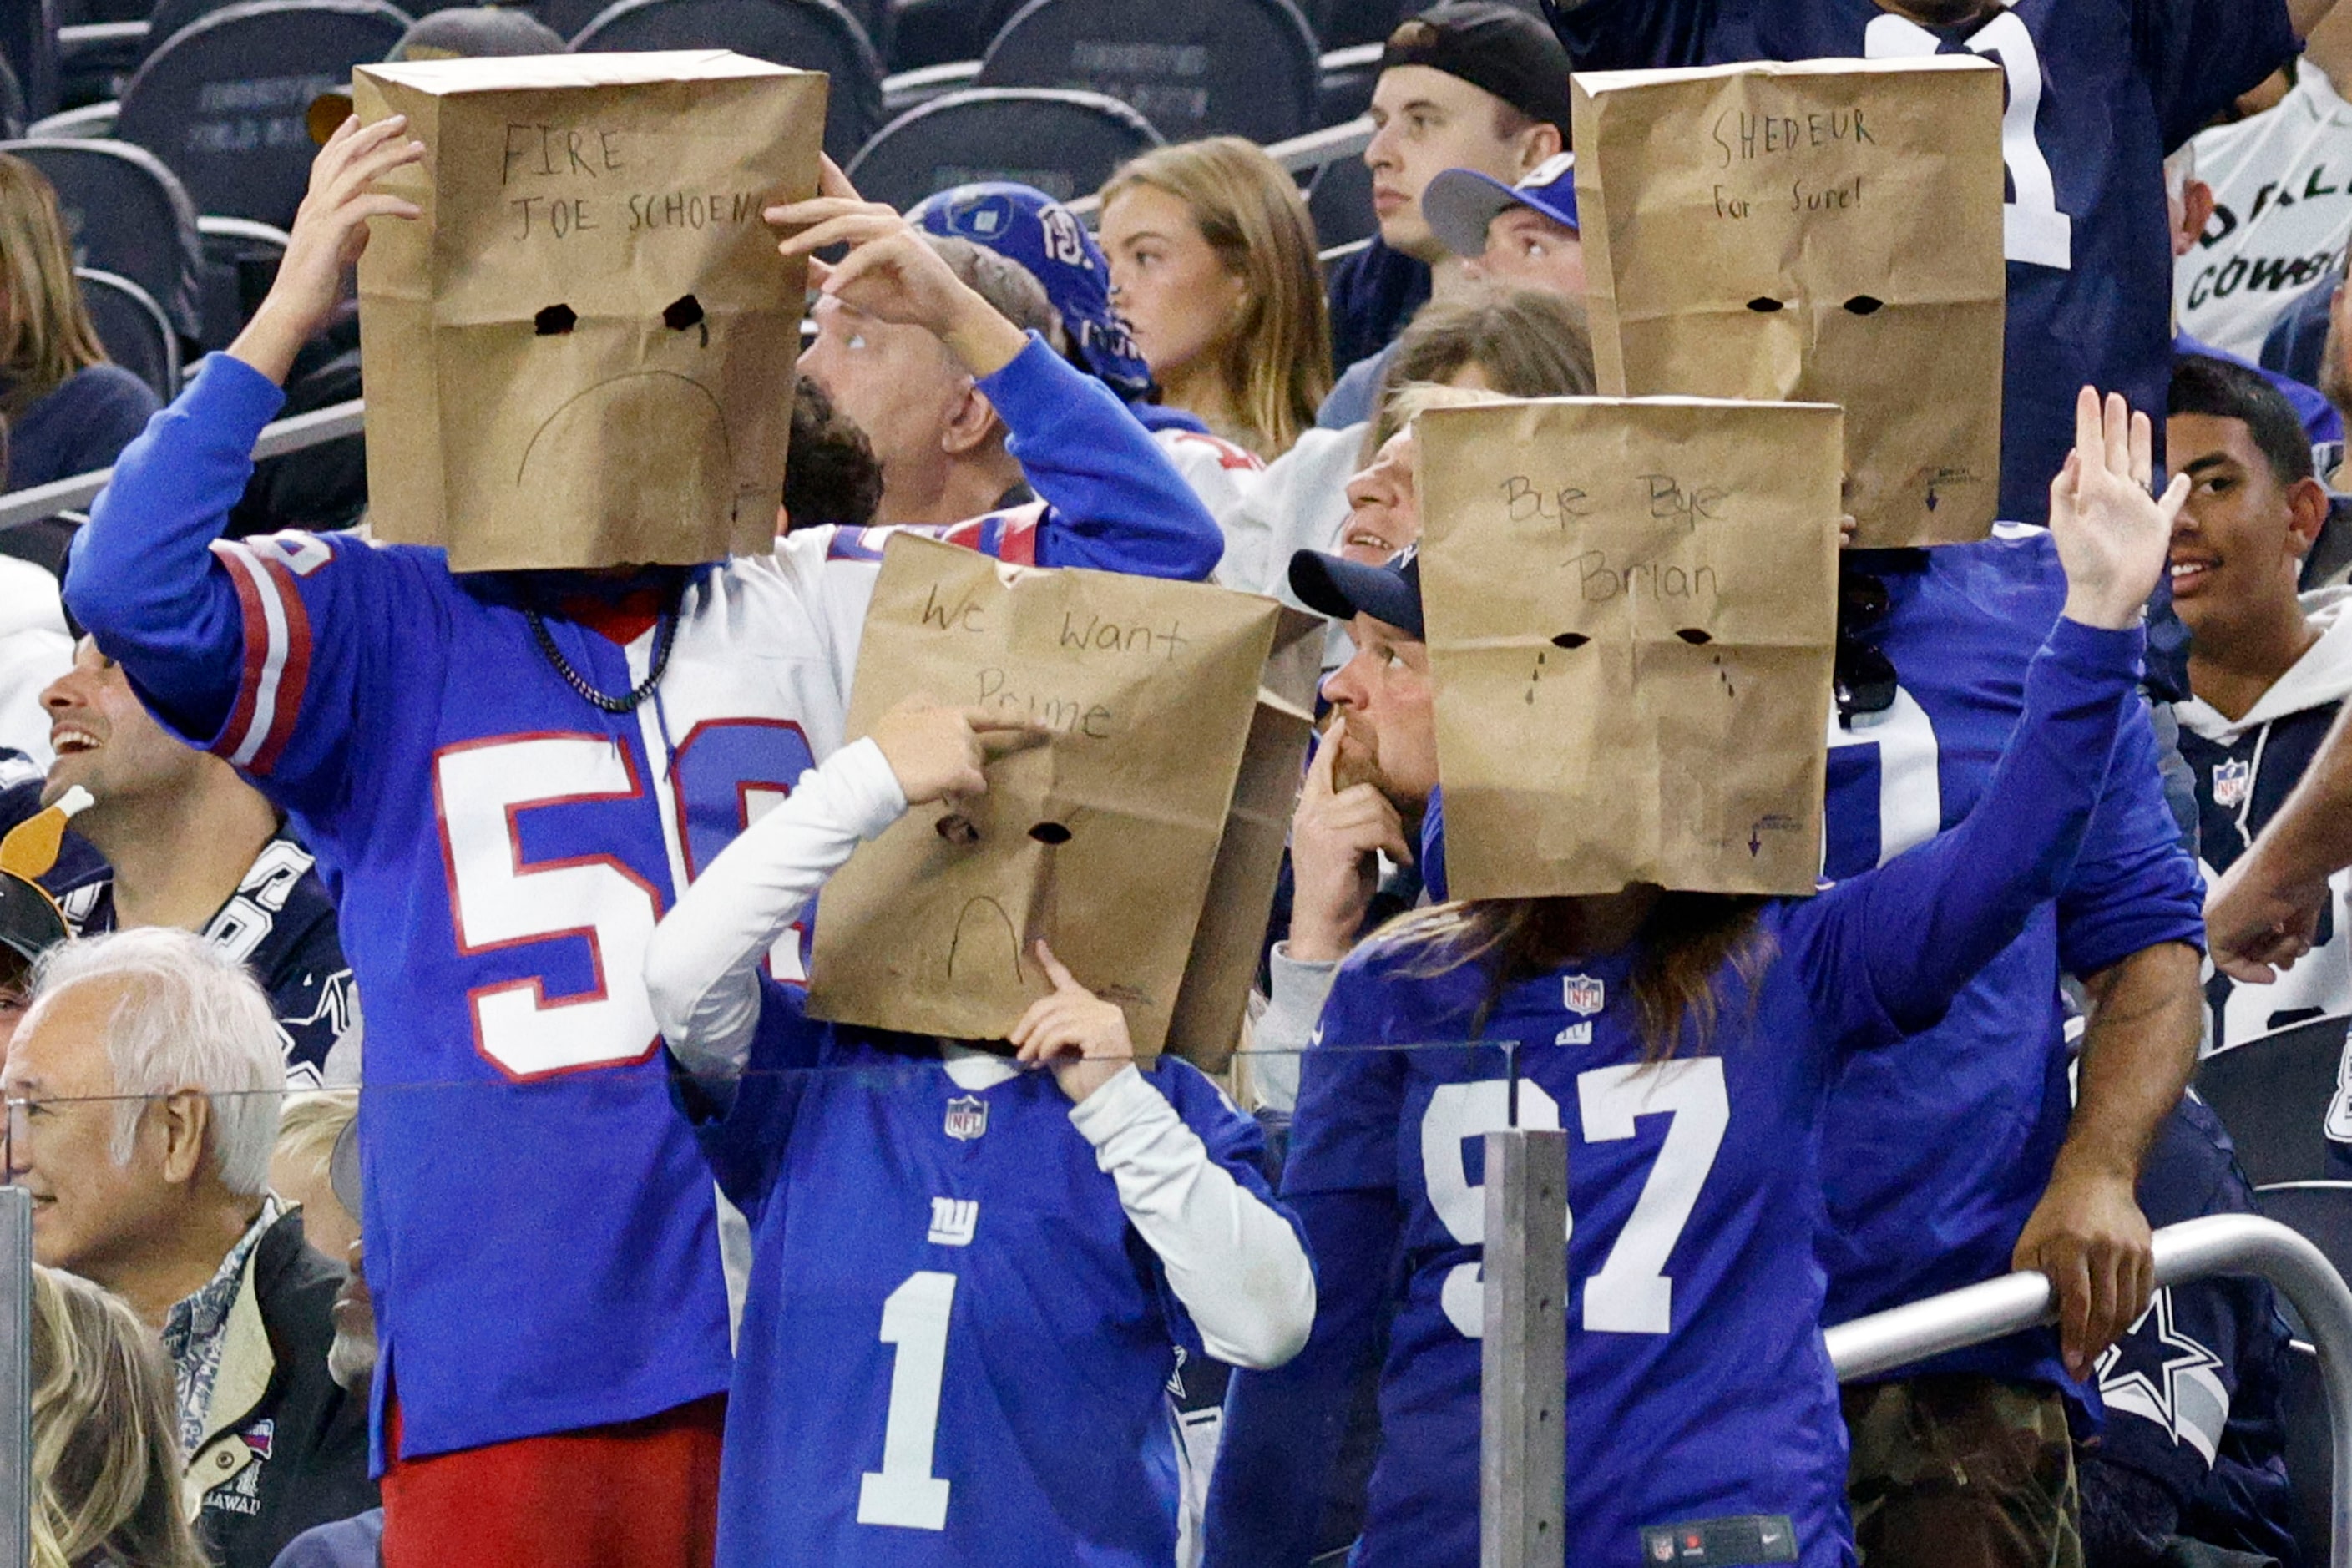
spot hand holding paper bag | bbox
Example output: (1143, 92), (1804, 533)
(808, 535), (1319, 1065)
(352, 51), (827, 570)
(230, 114), (424, 385)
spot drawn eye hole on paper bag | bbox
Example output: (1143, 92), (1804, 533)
(352, 51), (827, 572)
(1571, 56), (2006, 549)
(807, 534), (1323, 1068)
(1415, 397), (1843, 900)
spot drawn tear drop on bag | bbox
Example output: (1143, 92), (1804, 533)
(1415, 396), (1843, 899)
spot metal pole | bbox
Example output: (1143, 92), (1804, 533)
(1480, 1128), (1567, 1568)
(1824, 1214), (2352, 1568)
(0, 397), (368, 536)
(0, 1185), (30, 1568)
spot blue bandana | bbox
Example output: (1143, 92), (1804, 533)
(910, 183), (1156, 403)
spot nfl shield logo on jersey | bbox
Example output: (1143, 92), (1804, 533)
(1563, 974), (1606, 1016)
(943, 1095), (989, 1141)
(2212, 757), (2252, 809)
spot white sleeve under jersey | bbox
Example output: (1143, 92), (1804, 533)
(645, 737), (908, 1083)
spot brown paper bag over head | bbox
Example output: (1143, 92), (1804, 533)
(352, 51), (826, 571)
(807, 535), (1320, 1065)
(1571, 57), (2006, 548)
(1416, 397), (1842, 899)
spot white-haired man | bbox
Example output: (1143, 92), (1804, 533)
(2, 928), (373, 1568)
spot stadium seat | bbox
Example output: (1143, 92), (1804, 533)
(1305, 148), (1373, 251)
(2253, 1182), (2352, 1351)
(0, 55), (23, 140)
(846, 85), (1158, 212)
(57, 0), (153, 22)
(8, 137), (206, 343)
(2195, 1016), (2352, 1188)
(116, 0), (411, 228)
(1312, 0), (1409, 47)
(570, 0), (883, 164)
(77, 267), (182, 400)
(2281, 1339), (2333, 1564)
(25, 99), (118, 138)
(974, 0), (1319, 145)
(57, 20), (149, 110)
(195, 215), (287, 352)
(0, 0), (61, 123)
(1315, 40), (1378, 128)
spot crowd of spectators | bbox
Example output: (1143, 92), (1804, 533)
(11, 0), (2352, 1565)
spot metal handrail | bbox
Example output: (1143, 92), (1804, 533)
(1826, 1215), (2352, 1565)
(0, 397), (365, 536)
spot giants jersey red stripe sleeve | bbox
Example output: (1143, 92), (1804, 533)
(206, 539), (316, 776)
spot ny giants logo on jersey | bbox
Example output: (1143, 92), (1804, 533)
(2213, 757), (2253, 810)
(1563, 974), (1606, 1015)
(943, 1095), (989, 1141)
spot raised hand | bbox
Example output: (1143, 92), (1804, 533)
(1286, 716), (1414, 964)
(766, 156), (1029, 377)
(231, 114), (424, 385)
(2047, 387), (2190, 631)
(1009, 941), (1135, 1104)
(868, 698), (1044, 807)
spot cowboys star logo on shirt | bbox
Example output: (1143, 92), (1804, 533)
(2213, 756), (2253, 810)
(943, 1095), (989, 1141)
(2094, 1287), (2232, 1463)
(1563, 974), (1606, 1016)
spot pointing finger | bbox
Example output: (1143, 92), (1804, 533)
(1307, 715), (1343, 801)
(1034, 939), (1080, 993)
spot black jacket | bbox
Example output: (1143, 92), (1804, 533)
(185, 1208), (377, 1568)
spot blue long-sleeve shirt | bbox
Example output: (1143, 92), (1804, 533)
(1206, 617), (2145, 1568)
(59, 333), (1223, 1468)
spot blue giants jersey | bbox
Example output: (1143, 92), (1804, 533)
(1819, 534), (2203, 1386)
(63, 346), (1223, 1465)
(1206, 620), (2147, 1568)
(685, 989), (1290, 1567)
(1549, 0), (2298, 525)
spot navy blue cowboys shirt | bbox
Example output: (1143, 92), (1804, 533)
(1546, 0), (2300, 526)
(0, 775), (357, 1086)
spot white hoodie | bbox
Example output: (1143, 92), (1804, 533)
(2176, 585), (2352, 1072)
(0, 557), (71, 771)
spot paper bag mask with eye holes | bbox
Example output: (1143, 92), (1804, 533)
(1571, 57), (2006, 549)
(351, 51), (826, 571)
(805, 535), (1322, 1067)
(1415, 397), (1842, 899)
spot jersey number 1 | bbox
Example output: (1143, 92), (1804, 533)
(858, 1272), (958, 1532)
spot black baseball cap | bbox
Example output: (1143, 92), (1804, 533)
(1381, 3), (1576, 134)
(0, 873), (67, 982)
(1290, 546), (1424, 640)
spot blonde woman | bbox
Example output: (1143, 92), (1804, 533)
(1099, 138), (1332, 460)
(0, 155), (159, 491)
(29, 1266), (208, 1568)
(271, 1091), (360, 1263)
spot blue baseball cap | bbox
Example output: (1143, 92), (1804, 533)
(909, 183), (1156, 403)
(1289, 545), (1423, 640)
(1424, 152), (1579, 260)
